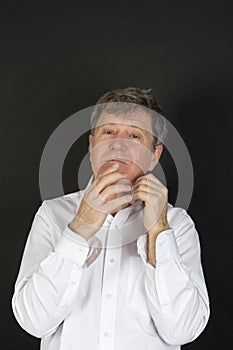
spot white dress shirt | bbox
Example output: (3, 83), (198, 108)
(12, 180), (210, 350)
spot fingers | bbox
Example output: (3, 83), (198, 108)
(100, 183), (132, 201)
(134, 173), (163, 186)
(103, 194), (132, 213)
(133, 174), (167, 193)
(83, 164), (132, 215)
(131, 174), (168, 204)
(95, 165), (128, 193)
(97, 163), (119, 176)
(132, 189), (166, 204)
(85, 170), (167, 216)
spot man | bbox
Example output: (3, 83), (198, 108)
(12, 87), (210, 350)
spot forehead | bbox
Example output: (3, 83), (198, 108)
(96, 109), (153, 134)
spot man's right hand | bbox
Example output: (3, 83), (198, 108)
(68, 163), (132, 240)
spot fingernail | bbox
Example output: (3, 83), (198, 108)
(112, 164), (119, 169)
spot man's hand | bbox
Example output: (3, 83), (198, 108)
(68, 163), (132, 240)
(131, 173), (169, 267)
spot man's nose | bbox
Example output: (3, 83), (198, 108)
(109, 137), (129, 150)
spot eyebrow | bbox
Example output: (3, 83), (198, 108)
(97, 123), (149, 133)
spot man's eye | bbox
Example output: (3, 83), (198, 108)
(103, 130), (114, 135)
(130, 133), (140, 139)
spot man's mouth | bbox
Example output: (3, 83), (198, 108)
(106, 158), (129, 165)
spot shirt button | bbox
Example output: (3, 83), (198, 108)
(106, 293), (112, 299)
(109, 258), (115, 263)
(114, 224), (118, 229)
(104, 331), (110, 337)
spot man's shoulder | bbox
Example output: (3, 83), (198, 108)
(39, 190), (84, 229)
(44, 190), (84, 206)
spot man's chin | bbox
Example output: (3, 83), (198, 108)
(97, 161), (129, 175)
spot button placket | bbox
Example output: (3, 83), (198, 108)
(98, 223), (122, 350)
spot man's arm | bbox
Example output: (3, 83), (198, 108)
(132, 174), (210, 345)
(137, 208), (210, 346)
(12, 201), (90, 338)
(147, 206), (169, 267)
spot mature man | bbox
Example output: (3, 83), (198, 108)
(12, 87), (210, 350)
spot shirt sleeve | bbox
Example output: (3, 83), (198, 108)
(12, 201), (97, 338)
(136, 209), (210, 346)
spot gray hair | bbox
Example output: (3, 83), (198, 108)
(90, 87), (167, 148)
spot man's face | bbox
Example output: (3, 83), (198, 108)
(89, 109), (163, 184)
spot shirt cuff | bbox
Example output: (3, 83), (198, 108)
(54, 225), (90, 267)
(137, 229), (180, 266)
(156, 229), (180, 262)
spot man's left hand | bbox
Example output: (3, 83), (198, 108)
(131, 173), (169, 266)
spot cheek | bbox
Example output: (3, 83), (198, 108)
(89, 143), (109, 175)
(131, 147), (153, 171)
(90, 142), (105, 161)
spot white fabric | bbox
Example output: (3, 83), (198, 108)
(12, 182), (210, 350)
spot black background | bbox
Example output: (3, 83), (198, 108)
(1, 1), (232, 349)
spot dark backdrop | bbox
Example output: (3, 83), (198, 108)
(1, 1), (232, 349)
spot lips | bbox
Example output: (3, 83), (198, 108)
(107, 158), (129, 165)
(97, 158), (130, 175)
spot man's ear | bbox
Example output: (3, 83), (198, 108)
(89, 134), (93, 151)
(148, 144), (163, 171)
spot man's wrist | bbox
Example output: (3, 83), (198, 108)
(147, 220), (169, 268)
(68, 216), (97, 241)
(148, 222), (169, 238)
